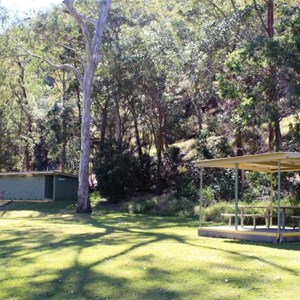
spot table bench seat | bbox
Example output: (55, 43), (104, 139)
(221, 213), (264, 229)
(291, 216), (300, 231)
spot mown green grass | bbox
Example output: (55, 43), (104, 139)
(0, 201), (300, 300)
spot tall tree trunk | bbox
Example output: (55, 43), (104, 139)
(266, 0), (281, 151)
(100, 97), (109, 144)
(236, 127), (244, 157)
(192, 98), (203, 132)
(268, 123), (275, 151)
(156, 143), (163, 195)
(156, 109), (164, 195)
(131, 99), (143, 160)
(114, 95), (122, 143)
(64, 0), (112, 214)
(61, 74), (67, 173)
(16, 60), (34, 171)
(24, 0), (111, 212)
(274, 118), (282, 151)
(77, 70), (94, 213)
(76, 83), (82, 127)
(253, 0), (281, 151)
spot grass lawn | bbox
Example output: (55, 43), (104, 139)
(0, 201), (300, 300)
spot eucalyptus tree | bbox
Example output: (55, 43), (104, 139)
(1, 16), (52, 171)
(216, 1), (300, 154)
(59, 0), (112, 213)
(177, 1), (260, 155)
(22, 0), (112, 213)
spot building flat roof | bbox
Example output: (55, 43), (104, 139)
(0, 171), (78, 178)
(193, 152), (300, 173)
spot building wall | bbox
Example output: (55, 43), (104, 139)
(53, 175), (78, 201)
(0, 175), (45, 200)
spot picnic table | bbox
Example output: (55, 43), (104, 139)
(279, 206), (300, 229)
(226, 205), (300, 229)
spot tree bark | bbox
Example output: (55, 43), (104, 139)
(15, 60), (34, 171)
(131, 99), (143, 161)
(62, 0), (112, 214)
(77, 70), (94, 213)
(193, 100), (203, 132)
(114, 95), (122, 143)
(100, 97), (109, 144)
(266, 0), (281, 151)
(156, 106), (165, 195)
(255, 0), (281, 151)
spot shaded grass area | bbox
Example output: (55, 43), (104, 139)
(0, 202), (300, 300)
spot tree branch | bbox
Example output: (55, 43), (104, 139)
(78, 13), (97, 26)
(92, 0), (112, 65)
(253, 0), (268, 34)
(62, 0), (93, 66)
(207, 0), (227, 19)
(230, 0), (237, 12)
(20, 45), (83, 88)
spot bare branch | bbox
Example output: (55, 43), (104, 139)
(253, 0), (268, 34)
(230, 0), (237, 12)
(62, 0), (93, 66)
(60, 43), (85, 66)
(20, 45), (83, 88)
(78, 13), (97, 26)
(207, 0), (227, 19)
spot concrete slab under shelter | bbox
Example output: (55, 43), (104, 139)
(198, 226), (300, 243)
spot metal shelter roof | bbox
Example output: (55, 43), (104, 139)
(193, 152), (300, 173)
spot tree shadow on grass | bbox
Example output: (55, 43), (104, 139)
(184, 239), (300, 277)
(1, 210), (299, 299)
(0, 214), (192, 299)
(224, 239), (300, 251)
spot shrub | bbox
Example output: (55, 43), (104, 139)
(122, 194), (196, 217)
(202, 202), (229, 222)
(93, 140), (152, 202)
(174, 172), (199, 203)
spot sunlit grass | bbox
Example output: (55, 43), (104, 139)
(0, 201), (300, 299)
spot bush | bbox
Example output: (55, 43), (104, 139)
(174, 172), (199, 203)
(202, 187), (216, 207)
(122, 194), (196, 217)
(241, 172), (271, 202)
(196, 130), (235, 201)
(202, 202), (230, 222)
(93, 140), (152, 202)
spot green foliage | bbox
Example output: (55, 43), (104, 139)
(196, 129), (232, 159)
(242, 172), (272, 202)
(173, 172), (199, 203)
(284, 118), (300, 151)
(122, 194), (196, 216)
(93, 140), (152, 202)
(1, 0), (300, 205)
(195, 130), (235, 201)
(202, 202), (229, 222)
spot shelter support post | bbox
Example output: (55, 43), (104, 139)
(277, 160), (281, 233)
(269, 173), (274, 227)
(235, 164), (239, 230)
(199, 167), (203, 228)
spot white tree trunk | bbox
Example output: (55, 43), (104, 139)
(76, 69), (94, 213)
(22, 0), (112, 213)
(62, 0), (112, 213)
